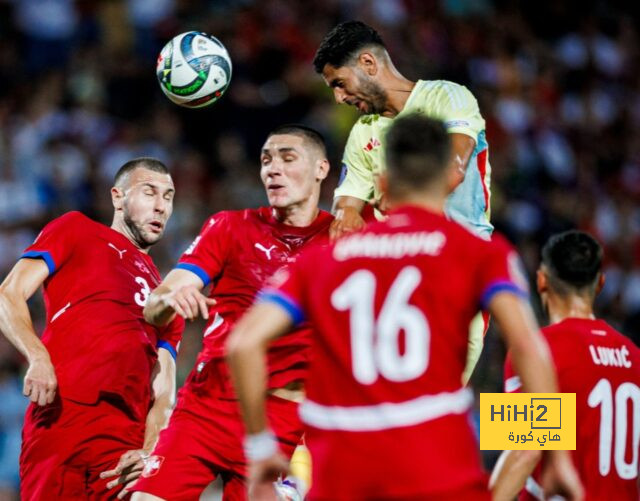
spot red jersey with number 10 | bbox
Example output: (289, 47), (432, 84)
(21, 211), (183, 421)
(504, 318), (640, 501)
(262, 205), (527, 499)
(176, 207), (333, 394)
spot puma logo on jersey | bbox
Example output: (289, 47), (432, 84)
(255, 243), (276, 260)
(51, 302), (71, 323)
(108, 243), (127, 259)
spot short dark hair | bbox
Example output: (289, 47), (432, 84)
(313, 21), (385, 73)
(384, 114), (451, 196)
(267, 124), (327, 157)
(541, 230), (603, 296)
(114, 157), (170, 187)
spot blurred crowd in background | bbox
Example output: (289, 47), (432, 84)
(0, 0), (639, 497)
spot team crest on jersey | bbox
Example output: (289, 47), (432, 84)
(134, 259), (150, 274)
(363, 137), (381, 152)
(141, 455), (164, 478)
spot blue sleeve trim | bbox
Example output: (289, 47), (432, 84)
(21, 251), (56, 275)
(175, 263), (211, 287)
(157, 340), (177, 360)
(257, 289), (305, 326)
(480, 281), (528, 310)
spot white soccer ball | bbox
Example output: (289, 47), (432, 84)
(156, 31), (232, 108)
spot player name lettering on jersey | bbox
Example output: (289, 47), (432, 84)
(589, 344), (632, 368)
(333, 231), (446, 261)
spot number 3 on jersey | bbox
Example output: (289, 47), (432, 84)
(134, 276), (151, 307)
(331, 266), (430, 385)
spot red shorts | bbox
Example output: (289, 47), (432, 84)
(305, 413), (489, 501)
(130, 359), (303, 501)
(20, 395), (145, 500)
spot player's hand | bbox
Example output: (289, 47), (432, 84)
(100, 448), (149, 499)
(541, 450), (584, 500)
(158, 285), (216, 321)
(329, 206), (365, 241)
(23, 356), (57, 406)
(248, 452), (290, 501)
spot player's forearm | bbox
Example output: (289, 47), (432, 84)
(0, 288), (49, 363)
(142, 393), (174, 452)
(491, 294), (559, 394)
(143, 285), (176, 326)
(332, 195), (366, 215)
(227, 331), (269, 434)
(490, 450), (541, 501)
(446, 134), (475, 194)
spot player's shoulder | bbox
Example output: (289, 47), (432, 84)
(55, 210), (91, 226)
(46, 210), (99, 235)
(420, 79), (474, 97)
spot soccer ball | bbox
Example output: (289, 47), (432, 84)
(156, 31), (232, 108)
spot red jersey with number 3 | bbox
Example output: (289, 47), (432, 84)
(261, 205), (527, 499)
(21, 211), (183, 421)
(176, 207), (332, 393)
(504, 318), (640, 501)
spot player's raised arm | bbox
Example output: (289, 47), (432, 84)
(488, 293), (584, 500)
(144, 268), (216, 325)
(0, 258), (56, 406)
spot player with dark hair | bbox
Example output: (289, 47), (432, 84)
(491, 230), (640, 501)
(0, 157), (183, 500)
(129, 125), (332, 500)
(227, 115), (583, 501)
(314, 20), (493, 381)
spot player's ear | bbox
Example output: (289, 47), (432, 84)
(111, 186), (124, 211)
(536, 268), (548, 295)
(315, 158), (330, 182)
(357, 52), (378, 76)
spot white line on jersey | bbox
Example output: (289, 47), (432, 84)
(51, 302), (71, 323)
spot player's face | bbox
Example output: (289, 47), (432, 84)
(322, 64), (388, 115)
(260, 134), (322, 209)
(119, 168), (175, 248)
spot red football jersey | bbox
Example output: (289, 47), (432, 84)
(263, 205), (527, 499)
(504, 318), (640, 501)
(22, 212), (183, 420)
(176, 207), (332, 393)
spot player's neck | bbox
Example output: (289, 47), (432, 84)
(388, 190), (446, 215)
(382, 73), (415, 118)
(272, 202), (319, 227)
(111, 218), (150, 254)
(546, 293), (596, 324)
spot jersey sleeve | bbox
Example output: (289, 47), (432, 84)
(255, 249), (315, 327)
(334, 121), (375, 202)
(156, 315), (185, 361)
(175, 213), (231, 287)
(431, 81), (485, 142)
(477, 234), (529, 311)
(503, 351), (522, 393)
(20, 211), (83, 275)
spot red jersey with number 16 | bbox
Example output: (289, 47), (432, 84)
(176, 207), (333, 394)
(262, 205), (527, 500)
(21, 211), (183, 421)
(504, 318), (640, 501)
